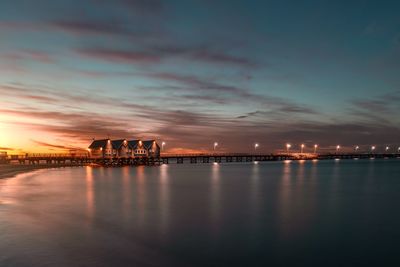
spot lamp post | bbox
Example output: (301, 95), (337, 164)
(336, 145), (340, 153)
(254, 143), (259, 152)
(314, 144), (318, 154)
(371, 146), (376, 153)
(355, 145), (359, 152)
(286, 143), (291, 154)
(301, 144), (305, 154)
(385, 146), (390, 153)
(162, 142), (166, 151)
(213, 142), (218, 151)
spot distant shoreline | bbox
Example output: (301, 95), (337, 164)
(0, 164), (87, 179)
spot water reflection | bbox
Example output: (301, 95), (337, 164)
(1, 160), (400, 267)
(249, 162), (260, 229)
(122, 166), (131, 219)
(250, 162), (260, 211)
(159, 164), (170, 237)
(210, 163), (221, 235)
(85, 167), (95, 223)
(278, 160), (292, 239)
(135, 166), (146, 227)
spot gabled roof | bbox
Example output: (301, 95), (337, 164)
(143, 140), (158, 150)
(111, 139), (127, 149)
(127, 140), (140, 149)
(88, 139), (109, 149)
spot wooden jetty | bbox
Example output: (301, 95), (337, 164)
(160, 153), (400, 164)
(2, 152), (399, 166)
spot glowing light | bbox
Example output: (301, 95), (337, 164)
(254, 161), (259, 164)
(254, 143), (259, 151)
(313, 144), (318, 153)
(355, 145), (359, 151)
(336, 145), (340, 153)
(284, 159), (292, 164)
(286, 143), (291, 153)
(213, 162), (219, 165)
(301, 144), (305, 153)
(161, 142), (166, 151)
(213, 142), (218, 151)
(371, 146), (376, 151)
(386, 146), (389, 151)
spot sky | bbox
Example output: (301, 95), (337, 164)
(0, 0), (400, 154)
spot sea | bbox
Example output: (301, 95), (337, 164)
(1, 159), (400, 266)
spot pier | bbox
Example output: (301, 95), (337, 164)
(1, 152), (400, 166)
(160, 153), (400, 164)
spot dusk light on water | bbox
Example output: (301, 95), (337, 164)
(1, 0), (400, 266)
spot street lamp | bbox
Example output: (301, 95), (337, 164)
(355, 145), (359, 152)
(336, 145), (340, 153)
(162, 142), (166, 151)
(301, 144), (305, 154)
(385, 146), (390, 152)
(254, 143), (259, 151)
(314, 144), (318, 154)
(371, 146), (376, 153)
(286, 143), (291, 154)
(214, 142), (218, 151)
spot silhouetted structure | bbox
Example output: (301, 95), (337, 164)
(88, 138), (160, 159)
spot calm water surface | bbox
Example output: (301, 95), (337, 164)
(1, 159), (400, 266)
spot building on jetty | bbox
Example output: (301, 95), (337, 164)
(88, 138), (160, 159)
(112, 139), (129, 158)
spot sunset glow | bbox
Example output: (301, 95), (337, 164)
(1, 1), (399, 154)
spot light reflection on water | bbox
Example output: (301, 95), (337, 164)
(159, 164), (170, 237)
(210, 162), (220, 233)
(85, 166), (94, 223)
(1, 160), (400, 266)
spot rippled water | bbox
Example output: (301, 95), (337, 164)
(1, 159), (400, 266)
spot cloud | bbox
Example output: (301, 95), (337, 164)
(349, 91), (400, 125)
(146, 72), (320, 114)
(0, 147), (14, 151)
(75, 44), (257, 68)
(190, 49), (256, 67)
(235, 106), (317, 119)
(1, 50), (54, 64)
(51, 20), (132, 36)
(76, 48), (161, 64)
(2, 93), (399, 153)
(148, 72), (246, 94)
(30, 140), (86, 151)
